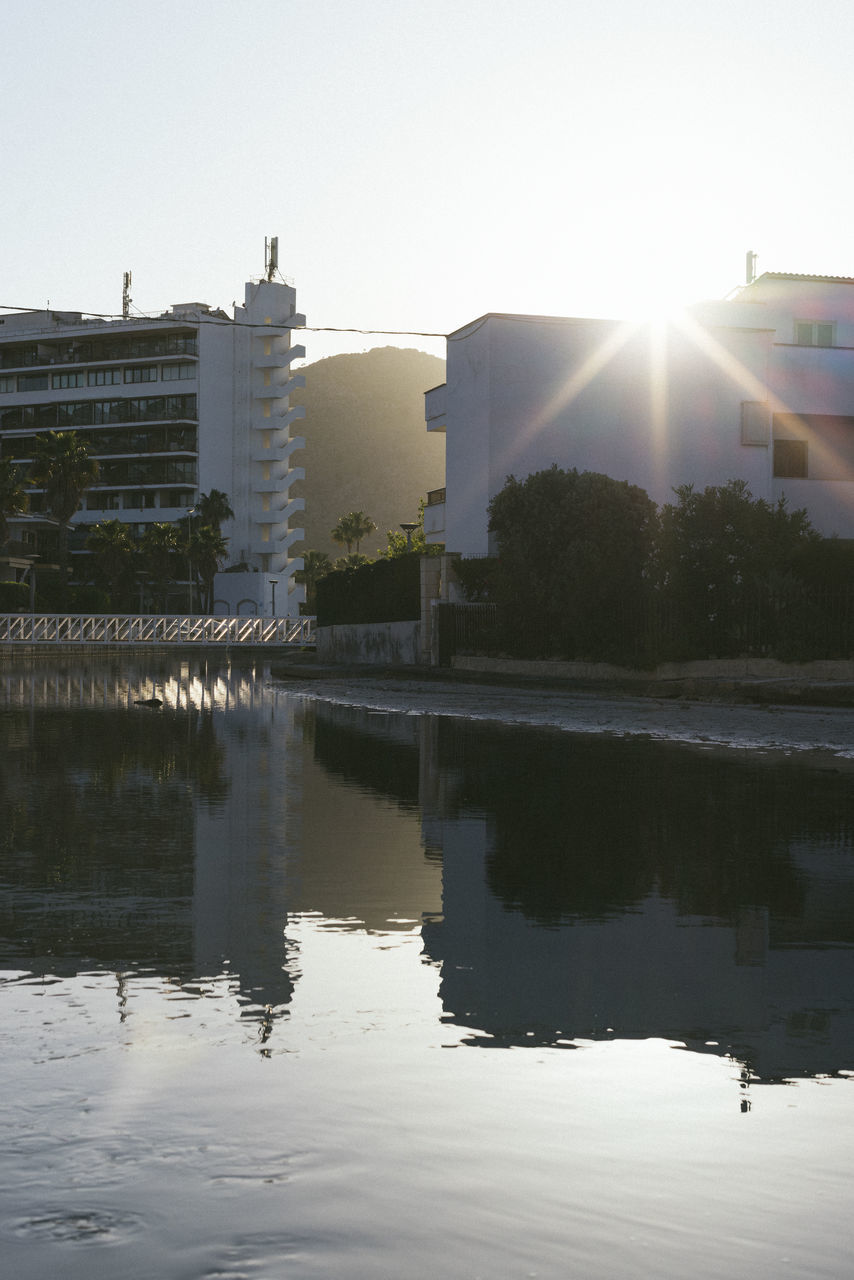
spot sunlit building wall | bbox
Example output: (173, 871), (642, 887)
(427, 273), (854, 552)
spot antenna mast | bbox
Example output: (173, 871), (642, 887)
(745, 250), (757, 285)
(265, 236), (278, 283)
(122, 271), (133, 319)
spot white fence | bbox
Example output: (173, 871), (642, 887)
(0, 614), (315, 647)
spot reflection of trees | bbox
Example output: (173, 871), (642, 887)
(428, 721), (854, 929)
(312, 704), (421, 810)
(314, 707), (854, 933)
(0, 706), (228, 972)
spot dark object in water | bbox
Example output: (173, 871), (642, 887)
(134, 697), (163, 708)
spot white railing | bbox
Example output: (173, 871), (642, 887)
(0, 614), (316, 647)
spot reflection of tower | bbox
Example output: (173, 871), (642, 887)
(294, 702), (443, 930)
(192, 675), (305, 1017)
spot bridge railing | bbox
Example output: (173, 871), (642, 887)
(0, 614), (316, 647)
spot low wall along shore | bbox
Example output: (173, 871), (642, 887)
(315, 620), (421, 666)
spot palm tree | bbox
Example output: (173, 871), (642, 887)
(141, 522), (181, 612)
(196, 489), (235, 534)
(331, 510), (376, 555)
(334, 552), (372, 570)
(29, 431), (99, 601)
(189, 523), (229, 613)
(294, 549), (333, 612)
(86, 519), (137, 611)
(0, 455), (29, 552)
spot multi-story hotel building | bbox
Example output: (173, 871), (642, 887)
(0, 276), (306, 614)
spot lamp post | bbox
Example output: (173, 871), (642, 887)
(186, 507), (196, 614)
(400, 522), (418, 550)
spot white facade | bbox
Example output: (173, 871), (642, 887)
(0, 277), (307, 614)
(426, 273), (854, 555)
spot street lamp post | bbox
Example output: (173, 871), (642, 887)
(186, 507), (196, 614)
(400, 522), (418, 550)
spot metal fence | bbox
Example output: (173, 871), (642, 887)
(434, 589), (854, 666)
(0, 614), (316, 647)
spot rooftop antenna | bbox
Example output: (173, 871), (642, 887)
(745, 250), (757, 285)
(122, 271), (133, 318)
(265, 236), (278, 283)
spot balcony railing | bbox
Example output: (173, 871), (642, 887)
(0, 614), (315, 647)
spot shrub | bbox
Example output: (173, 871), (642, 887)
(317, 554), (421, 626)
(488, 467), (657, 661)
(0, 580), (30, 612)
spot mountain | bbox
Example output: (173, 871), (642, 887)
(290, 347), (446, 560)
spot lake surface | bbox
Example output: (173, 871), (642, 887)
(2, 656), (854, 1279)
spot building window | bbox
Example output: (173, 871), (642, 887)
(125, 365), (158, 384)
(17, 373), (49, 391)
(774, 439), (807, 478)
(88, 368), (123, 387)
(161, 362), (195, 381)
(52, 371), (87, 389)
(0, 376), (13, 393)
(795, 321), (834, 347)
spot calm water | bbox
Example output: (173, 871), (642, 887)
(2, 657), (854, 1279)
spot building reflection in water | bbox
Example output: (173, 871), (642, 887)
(312, 705), (854, 1084)
(3, 658), (854, 1084)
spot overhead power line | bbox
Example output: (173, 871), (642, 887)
(0, 303), (446, 339)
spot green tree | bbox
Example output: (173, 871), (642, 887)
(334, 552), (372, 571)
(381, 499), (440, 558)
(141, 522), (181, 612)
(332, 510), (376, 554)
(656, 479), (818, 658)
(295, 549), (333, 612)
(190, 523), (229, 613)
(29, 431), (99, 602)
(195, 489), (235, 534)
(488, 466), (657, 661)
(0, 454), (29, 551)
(86, 519), (137, 611)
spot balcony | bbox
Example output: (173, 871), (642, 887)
(253, 344), (306, 369)
(251, 405), (306, 432)
(425, 383), (447, 432)
(254, 466), (305, 494)
(253, 374), (306, 400)
(248, 526), (304, 558)
(252, 435), (305, 464)
(252, 495), (305, 525)
(424, 487), (445, 543)
(251, 314), (306, 339)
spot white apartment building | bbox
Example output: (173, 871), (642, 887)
(425, 272), (854, 556)
(0, 276), (306, 615)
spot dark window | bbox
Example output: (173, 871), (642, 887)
(17, 373), (49, 391)
(795, 321), (835, 347)
(774, 439), (808, 478)
(124, 365), (158, 384)
(52, 371), (86, 389)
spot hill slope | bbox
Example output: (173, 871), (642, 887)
(290, 347), (445, 559)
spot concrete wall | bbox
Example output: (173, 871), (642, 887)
(316, 620), (421, 665)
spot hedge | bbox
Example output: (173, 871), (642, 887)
(317, 555), (421, 626)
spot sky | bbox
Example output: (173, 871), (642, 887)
(2, 0), (854, 365)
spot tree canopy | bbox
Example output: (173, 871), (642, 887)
(487, 466), (657, 660)
(195, 489), (235, 533)
(29, 431), (99, 602)
(331, 510), (376, 554)
(0, 455), (29, 551)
